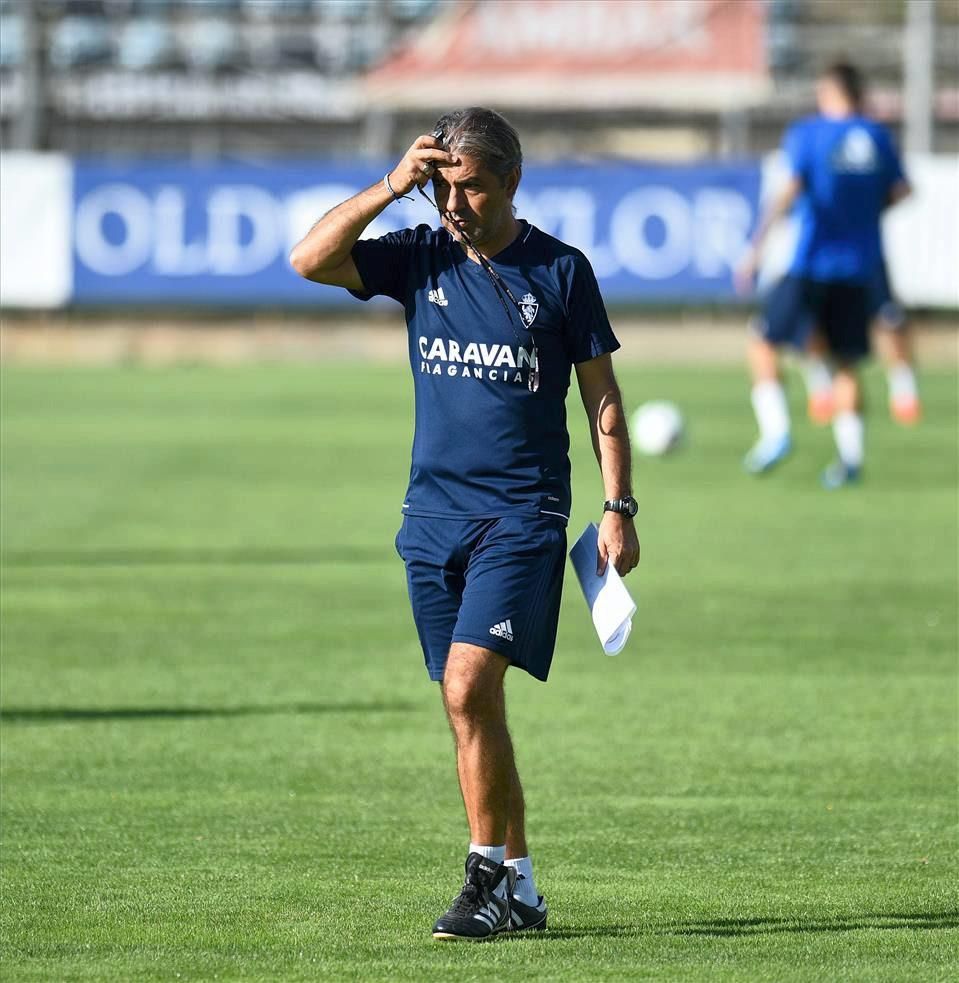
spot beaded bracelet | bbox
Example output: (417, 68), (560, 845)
(383, 173), (413, 203)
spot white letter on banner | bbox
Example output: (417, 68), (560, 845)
(692, 189), (753, 277)
(284, 185), (358, 250)
(153, 186), (207, 275)
(525, 188), (619, 279)
(75, 183), (153, 276)
(207, 185), (279, 276)
(610, 187), (691, 280)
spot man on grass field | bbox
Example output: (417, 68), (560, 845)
(737, 61), (912, 488)
(290, 107), (639, 940)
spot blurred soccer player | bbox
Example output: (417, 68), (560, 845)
(737, 61), (911, 487)
(803, 260), (922, 426)
(290, 108), (639, 939)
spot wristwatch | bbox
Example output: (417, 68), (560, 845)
(603, 496), (638, 518)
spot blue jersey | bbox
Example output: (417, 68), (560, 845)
(349, 221), (619, 520)
(784, 115), (905, 282)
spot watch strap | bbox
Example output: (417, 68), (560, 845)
(604, 496), (638, 516)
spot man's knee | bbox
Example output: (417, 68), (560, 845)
(442, 643), (507, 722)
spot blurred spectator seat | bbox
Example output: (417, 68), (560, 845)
(181, 18), (244, 73)
(242, 0), (314, 17)
(129, 0), (178, 13)
(391, 0), (438, 23)
(274, 32), (319, 69)
(63, 0), (108, 14)
(48, 16), (113, 70)
(317, 0), (374, 22)
(180, 0), (241, 10)
(344, 31), (383, 73)
(245, 18), (319, 71)
(117, 18), (179, 70)
(315, 20), (352, 75)
(766, 0), (804, 73)
(0, 14), (24, 69)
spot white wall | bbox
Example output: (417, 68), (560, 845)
(758, 151), (959, 309)
(884, 155), (959, 308)
(0, 153), (73, 308)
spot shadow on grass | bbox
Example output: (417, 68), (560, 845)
(658, 910), (959, 937)
(513, 925), (639, 941)
(2, 546), (388, 568)
(1, 702), (418, 724)
(511, 911), (959, 941)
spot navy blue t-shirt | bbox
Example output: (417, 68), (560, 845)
(784, 115), (905, 282)
(349, 220), (619, 520)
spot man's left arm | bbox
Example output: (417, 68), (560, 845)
(575, 354), (640, 577)
(886, 180), (911, 209)
(734, 175), (802, 294)
(879, 125), (911, 210)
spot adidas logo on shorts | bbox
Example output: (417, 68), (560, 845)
(489, 619), (514, 642)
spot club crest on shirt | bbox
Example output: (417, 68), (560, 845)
(832, 127), (878, 173)
(519, 293), (539, 327)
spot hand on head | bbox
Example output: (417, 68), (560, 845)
(388, 135), (460, 198)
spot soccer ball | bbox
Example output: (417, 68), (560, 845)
(631, 401), (684, 456)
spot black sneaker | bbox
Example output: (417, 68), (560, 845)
(432, 853), (515, 941)
(509, 876), (548, 932)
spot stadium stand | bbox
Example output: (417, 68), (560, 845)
(0, 11), (25, 68)
(115, 16), (180, 70)
(0, 0), (955, 158)
(47, 14), (113, 69)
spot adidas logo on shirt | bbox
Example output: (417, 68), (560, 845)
(428, 287), (449, 306)
(489, 619), (514, 642)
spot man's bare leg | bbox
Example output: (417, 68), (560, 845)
(502, 731), (545, 914)
(504, 746), (528, 859)
(440, 644), (545, 922)
(823, 363), (864, 487)
(442, 642), (513, 846)
(876, 319), (921, 424)
(801, 332), (835, 424)
(745, 335), (792, 473)
(430, 643), (519, 939)
(748, 334), (780, 384)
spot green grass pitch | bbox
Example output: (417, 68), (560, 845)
(1, 360), (956, 982)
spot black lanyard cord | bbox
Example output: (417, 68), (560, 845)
(417, 185), (540, 393)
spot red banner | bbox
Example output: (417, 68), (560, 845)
(368, 0), (766, 102)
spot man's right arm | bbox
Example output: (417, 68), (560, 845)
(886, 181), (911, 209)
(878, 124), (911, 212)
(288, 135), (458, 289)
(734, 122), (806, 294)
(734, 175), (802, 295)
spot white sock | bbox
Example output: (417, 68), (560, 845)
(803, 357), (833, 398)
(751, 380), (790, 443)
(832, 411), (864, 468)
(888, 363), (918, 401)
(469, 843), (506, 865)
(505, 856), (539, 905)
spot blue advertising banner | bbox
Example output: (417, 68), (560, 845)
(72, 160), (760, 305)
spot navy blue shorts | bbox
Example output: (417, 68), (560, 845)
(395, 513), (568, 683)
(868, 262), (907, 330)
(756, 275), (871, 362)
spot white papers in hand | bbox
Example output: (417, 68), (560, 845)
(569, 523), (637, 656)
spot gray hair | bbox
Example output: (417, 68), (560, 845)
(432, 107), (523, 184)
